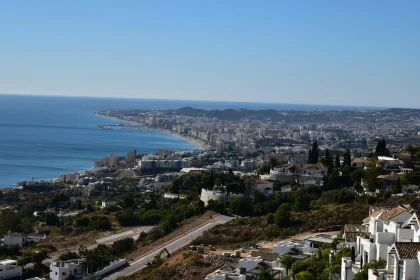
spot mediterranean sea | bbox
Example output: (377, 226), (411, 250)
(0, 94), (382, 188)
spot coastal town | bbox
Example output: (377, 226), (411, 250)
(1, 106), (420, 279)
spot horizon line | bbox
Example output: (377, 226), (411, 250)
(0, 92), (402, 110)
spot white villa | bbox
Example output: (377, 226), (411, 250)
(341, 204), (420, 280)
(0, 259), (22, 280)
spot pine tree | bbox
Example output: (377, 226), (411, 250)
(310, 141), (318, 164)
(307, 148), (312, 164)
(335, 154), (340, 168)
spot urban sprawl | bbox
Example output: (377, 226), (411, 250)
(2, 107), (420, 280)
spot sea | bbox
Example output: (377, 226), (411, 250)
(0, 94), (382, 188)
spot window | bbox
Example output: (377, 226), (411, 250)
(74, 269), (78, 273)
(397, 260), (404, 280)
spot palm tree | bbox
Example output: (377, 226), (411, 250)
(280, 255), (295, 276)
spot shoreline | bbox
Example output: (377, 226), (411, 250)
(94, 114), (209, 151)
(3, 115), (206, 189)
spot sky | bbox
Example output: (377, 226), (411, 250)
(0, 0), (419, 108)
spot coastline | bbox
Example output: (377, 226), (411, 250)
(94, 114), (208, 151)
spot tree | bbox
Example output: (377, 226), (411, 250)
(392, 178), (402, 194)
(60, 251), (79, 261)
(407, 144), (415, 156)
(274, 203), (291, 227)
(415, 150), (420, 162)
(291, 187), (310, 211)
(342, 149), (351, 168)
(266, 213), (274, 224)
(118, 193), (136, 209)
(334, 154), (340, 169)
(269, 157), (279, 169)
(307, 148), (313, 164)
(295, 271), (315, 280)
(307, 141), (319, 164)
(280, 255), (295, 276)
(375, 139), (390, 156)
(257, 269), (275, 280)
(350, 169), (365, 183)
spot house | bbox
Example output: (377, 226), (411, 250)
(50, 259), (84, 280)
(28, 233), (46, 242)
(250, 180), (273, 197)
(303, 233), (337, 250)
(205, 251), (283, 280)
(341, 204), (419, 280)
(0, 259), (22, 280)
(3, 232), (28, 247)
(352, 158), (370, 169)
(273, 239), (312, 256)
(377, 174), (401, 190)
(377, 157), (405, 173)
(262, 163), (327, 184)
(200, 187), (243, 206)
(101, 201), (116, 208)
(204, 265), (246, 280)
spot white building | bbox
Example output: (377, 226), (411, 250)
(0, 260), (22, 280)
(341, 205), (420, 280)
(50, 259), (84, 280)
(3, 232), (27, 247)
(101, 201), (116, 208)
(28, 233), (46, 242)
(200, 188), (243, 206)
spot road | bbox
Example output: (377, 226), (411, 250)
(103, 215), (235, 280)
(96, 226), (155, 245)
(44, 226), (155, 264)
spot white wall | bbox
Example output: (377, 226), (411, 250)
(238, 257), (260, 272)
(0, 265), (22, 280)
(341, 257), (354, 280)
(376, 232), (395, 245)
(397, 228), (415, 242)
(403, 259), (418, 280)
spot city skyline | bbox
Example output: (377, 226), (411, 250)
(1, 0), (419, 108)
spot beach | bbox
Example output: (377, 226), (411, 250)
(95, 114), (208, 151)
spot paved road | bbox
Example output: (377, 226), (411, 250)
(96, 226), (155, 245)
(104, 215), (235, 280)
(45, 226), (155, 264)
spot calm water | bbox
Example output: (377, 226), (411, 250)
(0, 94), (382, 188)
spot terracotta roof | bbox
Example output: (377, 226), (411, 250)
(352, 158), (370, 163)
(7, 232), (28, 238)
(394, 242), (420, 259)
(344, 232), (371, 242)
(363, 208), (385, 223)
(377, 174), (400, 181)
(280, 163), (328, 171)
(250, 251), (279, 262)
(379, 206), (407, 221)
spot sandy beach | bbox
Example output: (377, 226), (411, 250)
(95, 114), (208, 150)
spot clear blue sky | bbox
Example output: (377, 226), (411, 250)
(0, 0), (419, 107)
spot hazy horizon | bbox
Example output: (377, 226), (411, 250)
(0, 93), (394, 110)
(1, 1), (419, 108)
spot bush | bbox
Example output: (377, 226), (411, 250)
(89, 217), (111, 231)
(274, 203), (291, 227)
(111, 238), (135, 255)
(116, 212), (139, 226)
(60, 251), (79, 261)
(266, 213), (274, 224)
